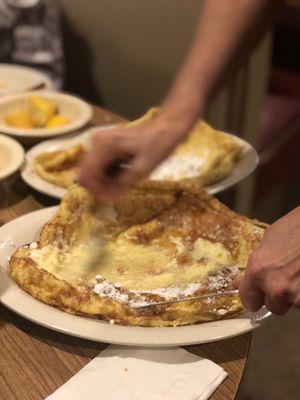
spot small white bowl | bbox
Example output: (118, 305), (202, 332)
(0, 91), (93, 140)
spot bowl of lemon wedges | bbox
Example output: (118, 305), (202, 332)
(0, 91), (92, 141)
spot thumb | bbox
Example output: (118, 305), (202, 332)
(232, 277), (242, 289)
(238, 275), (265, 312)
(116, 156), (155, 187)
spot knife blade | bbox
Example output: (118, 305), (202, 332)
(80, 160), (132, 271)
(131, 289), (239, 309)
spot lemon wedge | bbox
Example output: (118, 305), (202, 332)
(46, 114), (70, 128)
(26, 96), (57, 127)
(5, 111), (35, 129)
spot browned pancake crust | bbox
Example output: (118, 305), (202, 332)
(10, 184), (266, 327)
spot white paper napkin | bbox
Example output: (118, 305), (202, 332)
(46, 346), (227, 400)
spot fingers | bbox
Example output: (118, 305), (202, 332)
(78, 123), (173, 200)
(238, 253), (265, 311)
(286, 272), (300, 309)
(264, 295), (291, 315)
(239, 251), (293, 315)
(115, 155), (156, 188)
(78, 131), (128, 201)
(232, 276), (241, 289)
(238, 275), (265, 312)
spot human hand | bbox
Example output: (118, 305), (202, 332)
(78, 116), (188, 201)
(236, 206), (300, 315)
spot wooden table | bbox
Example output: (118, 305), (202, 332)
(0, 106), (251, 400)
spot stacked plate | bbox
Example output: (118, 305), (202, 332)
(0, 63), (54, 180)
(0, 64), (93, 180)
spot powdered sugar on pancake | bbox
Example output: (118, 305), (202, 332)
(150, 155), (205, 181)
(93, 265), (240, 308)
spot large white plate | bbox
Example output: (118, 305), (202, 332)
(21, 126), (258, 199)
(0, 133), (25, 180)
(0, 91), (93, 139)
(0, 64), (53, 96)
(0, 207), (270, 346)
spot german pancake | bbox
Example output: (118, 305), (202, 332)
(9, 182), (266, 327)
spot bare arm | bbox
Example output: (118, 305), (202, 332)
(79, 0), (280, 200)
(80, 0), (300, 316)
(160, 0), (279, 133)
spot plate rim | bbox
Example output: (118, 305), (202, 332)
(21, 127), (259, 199)
(205, 134), (259, 194)
(0, 133), (25, 179)
(0, 206), (270, 346)
(0, 63), (53, 95)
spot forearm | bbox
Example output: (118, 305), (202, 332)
(79, 0), (283, 198)
(159, 0), (280, 137)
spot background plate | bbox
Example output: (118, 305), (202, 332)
(22, 127), (258, 199)
(21, 126), (115, 198)
(0, 64), (53, 96)
(0, 207), (270, 347)
(0, 91), (92, 139)
(0, 133), (25, 180)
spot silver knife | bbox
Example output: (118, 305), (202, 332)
(131, 289), (239, 309)
(80, 161), (132, 271)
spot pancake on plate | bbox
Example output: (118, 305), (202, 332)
(33, 108), (241, 189)
(34, 143), (85, 188)
(9, 181), (266, 327)
(129, 108), (242, 185)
